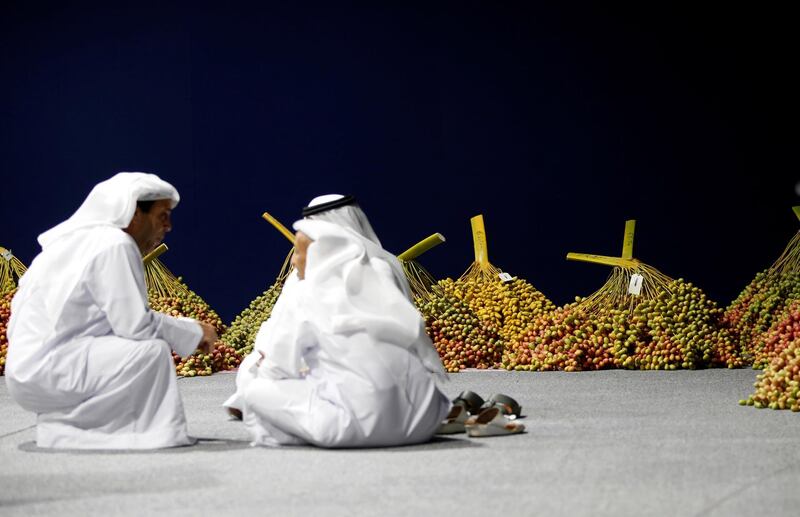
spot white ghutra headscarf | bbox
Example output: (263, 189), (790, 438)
(37, 172), (179, 249)
(302, 194), (382, 246)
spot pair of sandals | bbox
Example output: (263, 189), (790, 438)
(437, 391), (525, 437)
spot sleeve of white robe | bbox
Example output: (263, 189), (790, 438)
(86, 241), (203, 358)
(253, 279), (318, 379)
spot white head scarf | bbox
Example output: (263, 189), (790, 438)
(304, 194), (382, 247)
(292, 199), (446, 380)
(37, 172), (179, 249)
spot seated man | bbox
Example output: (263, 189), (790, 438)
(225, 194), (450, 447)
(6, 172), (217, 449)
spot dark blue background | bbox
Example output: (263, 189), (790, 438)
(1, 2), (795, 322)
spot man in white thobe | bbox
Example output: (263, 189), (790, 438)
(225, 194), (450, 447)
(5, 172), (217, 449)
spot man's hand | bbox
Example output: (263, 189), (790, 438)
(197, 322), (219, 355)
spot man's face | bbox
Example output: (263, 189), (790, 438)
(125, 199), (173, 254)
(291, 231), (312, 280)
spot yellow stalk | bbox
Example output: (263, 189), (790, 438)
(471, 215), (489, 267)
(142, 243), (168, 266)
(398, 233), (445, 261)
(458, 215), (503, 282)
(260, 212), (296, 280)
(262, 211), (295, 244)
(566, 253), (640, 269)
(395, 232), (446, 301)
(621, 219), (636, 259)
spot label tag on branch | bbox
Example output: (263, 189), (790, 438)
(498, 272), (514, 283)
(628, 274), (644, 296)
(1, 249), (13, 262)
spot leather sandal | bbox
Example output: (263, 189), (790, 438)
(452, 390), (485, 415)
(480, 393), (522, 419)
(436, 390), (488, 434)
(436, 405), (469, 434)
(465, 406), (525, 437)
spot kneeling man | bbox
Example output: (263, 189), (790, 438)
(6, 172), (217, 449)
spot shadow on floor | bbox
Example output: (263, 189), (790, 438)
(17, 434), (482, 454)
(372, 435), (485, 452)
(17, 437), (252, 454)
(270, 435), (485, 453)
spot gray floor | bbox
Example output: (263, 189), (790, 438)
(1, 369), (798, 517)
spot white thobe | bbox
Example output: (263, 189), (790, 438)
(225, 272), (450, 448)
(6, 227), (202, 449)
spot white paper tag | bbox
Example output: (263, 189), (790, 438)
(498, 272), (514, 283)
(628, 274), (644, 296)
(1, 249), (13, 262)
